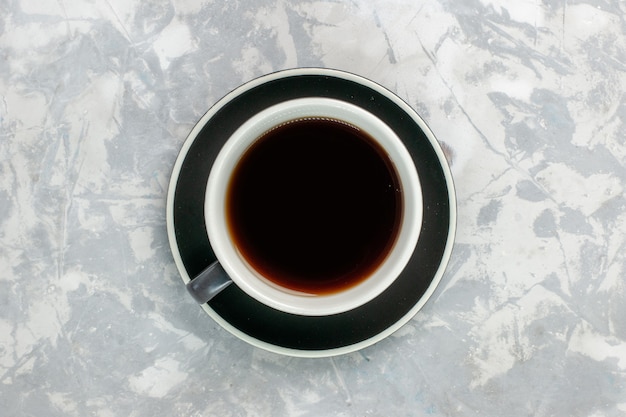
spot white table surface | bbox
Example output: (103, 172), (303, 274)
(1, 0), (625, 415)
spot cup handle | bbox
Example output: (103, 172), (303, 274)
(186, 261), (233, 304)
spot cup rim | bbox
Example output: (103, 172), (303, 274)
(205, 97), (423, 316)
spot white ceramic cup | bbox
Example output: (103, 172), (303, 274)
(189, 97), (422, 316)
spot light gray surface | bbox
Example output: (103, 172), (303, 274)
(1, 0), (625, 416)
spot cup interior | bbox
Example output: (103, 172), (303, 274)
(205, 97), (423, 316)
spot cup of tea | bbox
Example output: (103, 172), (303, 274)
(187, 96), (423, 316)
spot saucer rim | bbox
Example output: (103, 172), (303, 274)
(166, 67), (456, 358)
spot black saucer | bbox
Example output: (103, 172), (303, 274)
(166, 68), (456, 357)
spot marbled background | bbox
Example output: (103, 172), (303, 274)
(1, 0), (625, 415)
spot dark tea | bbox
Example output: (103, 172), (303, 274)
(226, 117), (403, 295)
